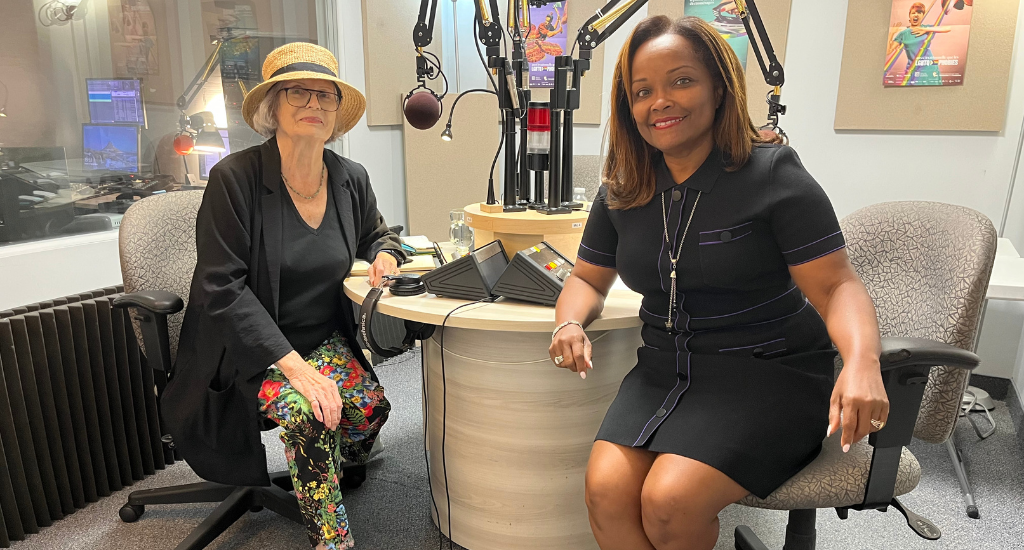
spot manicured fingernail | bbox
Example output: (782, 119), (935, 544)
(580, 371), (586, 379)
(843, 444), (851, 453)
(587, 360), (594, 369)
(826, 425), (833, 438)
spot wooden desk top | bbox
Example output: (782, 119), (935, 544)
(343, 278), (643, 333)
(464, 203), (591, 236)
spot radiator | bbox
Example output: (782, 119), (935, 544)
(0, 286), (167, 546)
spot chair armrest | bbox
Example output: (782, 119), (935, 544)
(112, 290), (181, 372)
(113, 290), (184, 315)
(854, 337), (978, 510)
(879, 337), (980, 372)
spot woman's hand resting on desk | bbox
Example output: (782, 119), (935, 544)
(276, 352), (343, 430)
(549, 324), (593, 379)
(367, 251), (400, 287)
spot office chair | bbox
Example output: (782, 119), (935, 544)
(734, 201), (995, 550)
(111, 191), (367, 549)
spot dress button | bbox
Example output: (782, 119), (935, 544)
(752, 347), (765, 358)
(672, 189), (682, 202)
(721, 230), (733, 242)
(655, 408), (667, 418)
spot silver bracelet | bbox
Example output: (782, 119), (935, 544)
(552, 320), (584, 341)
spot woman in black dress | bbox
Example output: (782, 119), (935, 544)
(549, 16), (889, 550)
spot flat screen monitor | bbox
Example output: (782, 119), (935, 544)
(86, 78), (147, 126)
(198, 129), (231, 181)
(82, 124), (140, 174)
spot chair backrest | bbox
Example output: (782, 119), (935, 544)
(118, 191), (204, 363)
(572, 154), (603, 201)
(840, 201), (996, 444)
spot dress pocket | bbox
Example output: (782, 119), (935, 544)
(698, 221), (763, 289)
(196, 380), (250, 451)
(717, 337), (787, 359)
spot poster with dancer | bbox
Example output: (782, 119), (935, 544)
(526, 2), (569, 88)
(884, 0), (974, 87)
(685, 0), (748, 69)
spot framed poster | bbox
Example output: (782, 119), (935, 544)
(526, 2), (570, 88)
(685, 0), (749, 69)
(884, 0), (975, 87)
(109, 0), (159, 77)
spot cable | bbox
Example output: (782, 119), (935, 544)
(436, 298), (493, 549)
(422, 49), (450, 100)
(420, 351), (443, 550)
(489, 124), (506, 203)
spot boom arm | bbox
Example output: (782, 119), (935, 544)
(575, 0), (787, 131)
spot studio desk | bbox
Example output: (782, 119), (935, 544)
(344, 278), (643, 550)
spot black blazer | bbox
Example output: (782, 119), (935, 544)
(164, 137), (405, 487)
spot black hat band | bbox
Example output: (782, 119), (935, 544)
(269, 62), (337, 79)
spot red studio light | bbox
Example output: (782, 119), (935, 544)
(173, 134), (195, 156)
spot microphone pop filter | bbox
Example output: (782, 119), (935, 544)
(404, 91), (442, 130)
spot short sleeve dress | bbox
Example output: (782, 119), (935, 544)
(577, 144), (842, 499)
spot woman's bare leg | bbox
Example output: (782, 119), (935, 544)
(640, 454), (749, 550)
(585, 441), (659, 549)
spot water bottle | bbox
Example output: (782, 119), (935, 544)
(449, 209), (474, 259)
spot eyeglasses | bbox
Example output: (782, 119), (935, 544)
(279, 87), (341, 112)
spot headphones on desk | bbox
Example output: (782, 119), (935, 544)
(359, 274), (435, 359)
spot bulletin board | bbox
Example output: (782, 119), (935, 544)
(834, 0), (1019, 132)
(403, 93), (501, 242)
(647, 0), (794, 127)
(362, 0), (444, 126)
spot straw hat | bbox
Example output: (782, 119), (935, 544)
(241, 42), (365, 136)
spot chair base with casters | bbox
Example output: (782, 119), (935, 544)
(117, 467), (366, 550)
(112, 290), (371, 549)
(732, 337), (979, 550)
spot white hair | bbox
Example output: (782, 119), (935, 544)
(251, 81), (343, 142)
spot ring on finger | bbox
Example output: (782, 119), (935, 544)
(870, 419), (885, 431)
(554, 355), (564, 365)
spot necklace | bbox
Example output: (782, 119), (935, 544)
(660, 189), (701, 330)
(282, 163), (325, 200)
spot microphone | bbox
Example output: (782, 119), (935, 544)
(404, 88), (443, 130)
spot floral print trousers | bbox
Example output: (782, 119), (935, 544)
(257, 332), (390, 549)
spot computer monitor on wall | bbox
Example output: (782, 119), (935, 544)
(86, 78), (147, 127)
(82, 124), (140, 174)
(198, 129), (231, 181)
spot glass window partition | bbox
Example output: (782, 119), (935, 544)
(0, 0), (327, 245)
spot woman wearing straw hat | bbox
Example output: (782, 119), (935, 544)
(166, 42), (405, 549)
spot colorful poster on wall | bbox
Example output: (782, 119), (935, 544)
(525, 2), (569, 88)
(685, 0), (748, 69)
(884, 0), (974, 87)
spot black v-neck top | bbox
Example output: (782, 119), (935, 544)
(277, 184), (351, 357)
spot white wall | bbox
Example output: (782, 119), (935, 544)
(0, 232), (122, 311)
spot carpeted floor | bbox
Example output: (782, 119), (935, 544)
(10, 349), (1023, 550)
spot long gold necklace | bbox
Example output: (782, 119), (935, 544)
(282, 163), (325, 200)
(660, 189), (701, 330)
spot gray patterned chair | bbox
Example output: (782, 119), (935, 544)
(111, 191), (366, 549)
(734, 201), (995, 550)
